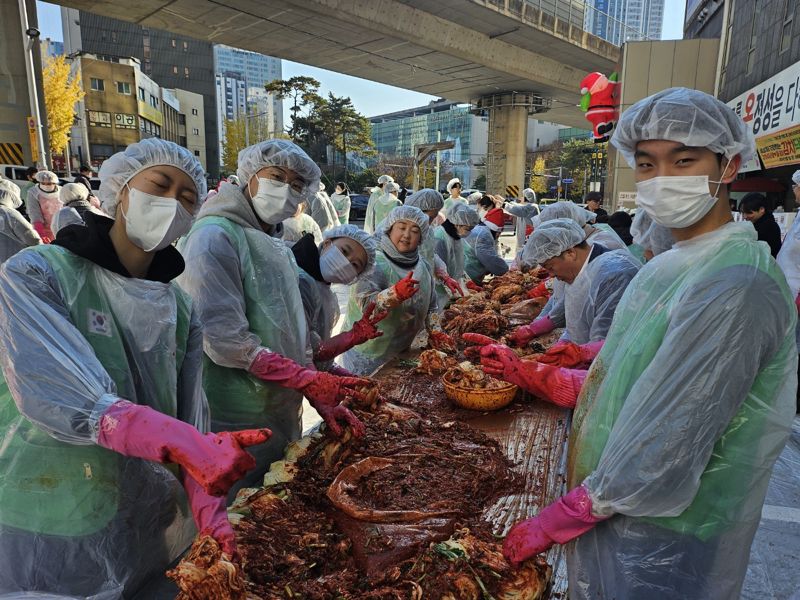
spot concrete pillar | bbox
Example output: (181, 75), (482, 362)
(486, 102), (528, 198)
(0, 0), (48, 167)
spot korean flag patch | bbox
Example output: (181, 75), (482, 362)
(88, 309), (112, 337)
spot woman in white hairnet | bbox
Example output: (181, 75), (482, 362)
(441, 177), (465, 217)
(331, 181), (351, 224)
(290, 224), (384, 373)
(433, 202), (481, 306)
(466, 217), (639, 402)
(177, 140), (369, 495)
(26, 170), (62, 243)
(364, 174), (397, 234)
(464, 196), (509, 284)
(282, 200), (324, 246)
(481, 87), (796, 600)
(503, 187), (540, 251)
(51, 181), (106, 235)
(308, 181), (340, 233)
(0, 138), (268, 598)
(341, 205), (455, 375)
(0, 178), (40, 263)
(405, 188), (467, 298)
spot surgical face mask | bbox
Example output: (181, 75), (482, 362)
(635, 163), (728, 228)
(122, 186), (193, 252)
(39, 184), (56, 193)
(251, 177), (302, 224)
(478, 208), (488, 218)
(319, 243), (358, 284)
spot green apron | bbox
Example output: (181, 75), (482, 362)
(0, 245), (190, 537)
(184, 216), (308, 485)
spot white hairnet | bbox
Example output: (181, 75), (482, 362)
(521, 217), (586, 266)
(523, 188), (536, 202)
(227, 175), (240, 186)
(611, 87), (756, 168)
(323, 224), (377, 279)
(540, 201), (595, 227)
(0, 179), (21, 209)
(467, 191), (483, 205)
(384, 181), (400, 195)
(59, 182), (89, 205)
(380, 205), (430, 242)
(377, 174), (394, 185)
(792, 170), (800, 186)
(318, 181), (326, 192)
(405, 188), (444, 212)
(36, 171), (58, 184)
(236, 139), (321, 198)
(98, 138), (207, 217)
(447, 203), (480, 227)
(447, 178), (461, 192)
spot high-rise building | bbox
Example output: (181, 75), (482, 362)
(585, 0), (665, 46)
(40, 38), (64, 59)
(61, 7), (219, 175)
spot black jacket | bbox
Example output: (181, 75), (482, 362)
(752, 212), (782, 258)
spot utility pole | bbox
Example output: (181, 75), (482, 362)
(18, 0), (47, 168)
(434, 130), (442, 192)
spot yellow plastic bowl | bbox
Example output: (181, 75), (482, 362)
(441, 369), (518, 411)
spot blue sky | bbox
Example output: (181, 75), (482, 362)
(36, 0), (686, 118)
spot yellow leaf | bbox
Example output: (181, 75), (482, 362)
(42, 54), (84, 156)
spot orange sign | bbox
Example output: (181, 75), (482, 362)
(27, 116), (38, 163)
(755, 123), (800, 169)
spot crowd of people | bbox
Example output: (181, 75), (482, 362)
(0, 86), (796, 599)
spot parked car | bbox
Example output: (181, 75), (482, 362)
(349, 194), (370, 221)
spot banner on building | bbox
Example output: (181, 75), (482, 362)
(114, 113), (137, 130)
(754, 123), (800, 169)
(88, 111), (111, 128)
(727, 60), (800, 171)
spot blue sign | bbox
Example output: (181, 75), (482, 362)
(563, 178), (574, 184)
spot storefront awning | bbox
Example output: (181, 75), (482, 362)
(731, 178), (786, 193)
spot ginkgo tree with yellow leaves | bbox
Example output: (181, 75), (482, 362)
(42, 54), (84, 157)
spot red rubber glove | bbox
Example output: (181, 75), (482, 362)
(441, 275), (465, 297)
(327, 364), (359, 378)
(467, 341), (586, 408)
(527, 280), (550, 300)
(429, 330), (456, 352)
(536, 340), (604, 369)
(393, 272), (420, 302)
(503, 485), (608, 566)
(315, 302), (388, 361)
(182, 471), (237, 557)
(97, 400), (270, 497)
(248, 350), (367, 438)
(795, 293), (800, 315)
(507, 315), (556, 347)
(33, 221), (53, 243)
(466, 280), (483, 293)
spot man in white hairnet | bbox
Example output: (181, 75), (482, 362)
(308, 181), (340, 233)
(465, 217), (639, 405)
(474, 87), (797, 600)
(502, 187), (540, 253)
(364, 174), (397, 234)
(0, 178), (40, 263)
(177, 140), (370, 496)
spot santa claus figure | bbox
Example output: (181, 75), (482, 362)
(580, 72), (619, 143)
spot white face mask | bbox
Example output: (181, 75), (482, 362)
(39, 184), (57, 193)
(635, 162), (729, 228)
(319, 243), (358, 284)
(251, 178), (302, 225)
(478, 208), (488, 218)
(122, 186), (193, 252)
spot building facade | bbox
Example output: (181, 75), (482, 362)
(161, 88), (181, 145)
(174, 89), (207, 171)
(61, 7), (219, 175)
(40, 38), (64, 59)
(369, 100), (563, 189)
(585, 0), (665, 45)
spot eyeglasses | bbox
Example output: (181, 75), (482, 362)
(263, 166), (307, 195)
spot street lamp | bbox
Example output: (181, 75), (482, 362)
(18, 0), (47, 169)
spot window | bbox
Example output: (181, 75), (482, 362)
(192, 127), (200, 135)
(171, 39), (176, 48)
(184, 67), (190, 78)
(183, 41), (188, 51)
(180, 136), (188, 146)
(194, 150), (200, 156)
(116, 81), (131, 95)
(138, 86), (145, 100)
(781, 0), (794, 53)
(191, 108), (198, 115)
(149, 95), (159, 108)
(90, 78), (104, 92)
(173, 66), (178, 75)
(746, 0), (759, 74)
(179, 114), (186, 125)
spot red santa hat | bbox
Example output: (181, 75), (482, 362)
(482, 208), (504, 232)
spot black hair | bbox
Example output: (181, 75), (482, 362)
(79, 164), (91, 173)
(478, 195), (494, 210)
(398, 187), (408, 202)
(335, 181), (349, 194)
(585, 191), (603, 203)
(739, 192), (771, 214)
(608, 210), (632, 228)
(25, 166), (38, 179)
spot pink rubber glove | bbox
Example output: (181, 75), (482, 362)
(327, 364), (359, 378)
(393, 272), (420, 302)
(441, 275), (464, 297)
(97, 400), (270, 497)
(33, 221), (53, 244)
(315, 302), (388, 362)
(182, 471), (237, 557)
(507, 315), (556, 347)
(463, 338), (586, 408)
(536, 340), (604, 369)
(503, 485), (608, 566)
(795, 292), (800, 315)
(249, 350), (367, 438)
